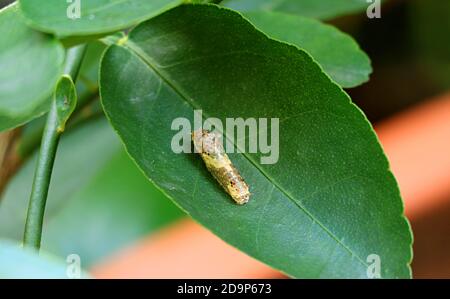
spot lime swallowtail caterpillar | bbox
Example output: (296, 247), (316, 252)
(192, 129), (251, 205)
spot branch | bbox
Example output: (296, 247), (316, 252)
(23, 45), (86, 250)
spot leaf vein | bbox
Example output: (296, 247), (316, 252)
(121, 41), (369, 268)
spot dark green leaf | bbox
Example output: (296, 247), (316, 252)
(19, 0), (184, 37)
(100, 4), (412, 278)
(0, 3), (64, 132)
(244, 11), (371, 88)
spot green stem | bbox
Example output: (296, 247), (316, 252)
(22, 101), (60, 249)
(63, 44), (87, 79)
(23, 45), (87, 250)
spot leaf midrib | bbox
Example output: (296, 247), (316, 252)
(120, 40), (369, 269)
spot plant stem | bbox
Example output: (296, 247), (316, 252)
(22, 100), (60, 249)
(23, 45), (87, 250)
(63, 44), (87, 79)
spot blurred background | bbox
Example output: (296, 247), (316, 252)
(0, 0), (449, 278)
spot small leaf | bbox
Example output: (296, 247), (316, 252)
(54, 75), (77, 132)
(0, 239), (89, 278)
(244, 11), (371, 88)
(223, 0), (382, 20)
(100, 4), (412, 278)
(0, 3), (64, 132)
(19, 0), (184, 37)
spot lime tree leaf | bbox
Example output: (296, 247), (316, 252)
(0, 119), (183, 266)
(54, 75), (77, 132)
(19, 0), (184, 37)
(223, 0), (381, 20)
(0, 4), (64, 132)
(100, 4), (412, 278)
(244, 11), (371, 88)
(0, 239), (89, 278)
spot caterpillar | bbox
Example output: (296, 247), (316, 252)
(192, 129), (250, 205)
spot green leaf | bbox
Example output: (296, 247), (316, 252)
(0, 239), (89, 278)
(100, 4), (412, 278)
(0, 4), (64, 132)
(19, 0), (184, 37)
(223, 0), (379, 20)
(244, 11), (371, 88)
(55, 75), (77, 132)
(0, 118), (183, 266)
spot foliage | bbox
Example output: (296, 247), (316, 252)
(0, 0), (412, 278)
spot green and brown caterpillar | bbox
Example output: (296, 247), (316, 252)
(192, 129), (250, 205)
